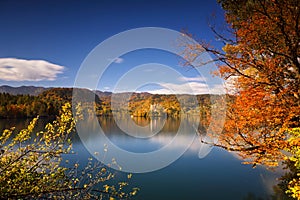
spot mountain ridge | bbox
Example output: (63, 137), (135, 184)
(0, 85), (50, 96)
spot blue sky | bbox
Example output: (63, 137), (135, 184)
(0, 0), (226, 94)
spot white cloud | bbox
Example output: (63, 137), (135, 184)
(147, 81), (225, 94)
(108, 57), (124, 64)
(104, 86), (110, 90)
(178, 76), (207, 82)
(0, 58), (65, 81)
(209, 84), (227, 94)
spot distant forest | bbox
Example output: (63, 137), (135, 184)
(0, 88), (73, 118)
(0, 87), (226, 119)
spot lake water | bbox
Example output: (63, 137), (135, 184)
(0, 117), (284, 200)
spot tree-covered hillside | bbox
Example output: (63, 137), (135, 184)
(0, 87), (225, 119)
(0, 88), (101, 118)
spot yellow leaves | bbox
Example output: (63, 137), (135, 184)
(118, 181), (128, 188)
(222, 43), (238, 54)
(12, 117), (39, 144)
(286, 128), (300, 168)
(104, 184), (110, 192)
(287, 178), (300, 199)
(283, 128), (300, 199)
(130, 188), (139, 196)
(0, 103), (76, 198)
(0, 128), (14, 146)
(100, 167), (106, 173)
(243, 67), (258, 77)
(289, 138), (300, 146)
(45, 123), (54, 133)
(27, 117), (39, 132)
(0, 103), (138, 199)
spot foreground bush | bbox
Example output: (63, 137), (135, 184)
(0, 103), (138, 199)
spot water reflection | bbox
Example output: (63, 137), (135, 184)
(0, 117), (287, 199)
(88, 116), (283, 199)
(98, 116), (215, 159)
(83, 116), (206, 154)
(76, 115), (202, 172)
(0, 117), (54, 133)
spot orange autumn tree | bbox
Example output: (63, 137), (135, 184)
(182, 0), (300, 167)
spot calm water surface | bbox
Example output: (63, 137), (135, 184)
(0, 117), (283, 200)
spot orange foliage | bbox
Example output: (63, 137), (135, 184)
(183, 0), (300, 166)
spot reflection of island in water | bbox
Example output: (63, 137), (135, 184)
(98, 115), (205, 136)
(78, 115), (212, 155)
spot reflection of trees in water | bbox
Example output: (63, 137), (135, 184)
(97, 116), (205, 135)
(131, 117), (150, 127)
(1, 117), (296, 199)
(0, 117), (54, 133)
(0, 118), (31, 133)
(97, 116), (119, 134)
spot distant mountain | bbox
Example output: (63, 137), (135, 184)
(94, 90), (112, 98)
(0, 85), (49, 96)
(0, 86), (115, 102)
